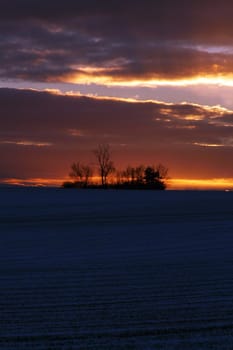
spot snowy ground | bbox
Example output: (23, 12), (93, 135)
(0, 188), (233, 349)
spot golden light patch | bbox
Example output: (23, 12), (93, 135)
(158, 108), (174, 115)
(193, 142), (225, 148)
(170, 178), (233, 190)
(61, 68), (233, 88)
(1, 178), (64, 187)
(2, 176), (101, 187)
(184, 115), (204, 121)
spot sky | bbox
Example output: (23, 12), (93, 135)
(0, 0), (233, 188)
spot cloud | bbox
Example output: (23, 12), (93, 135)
(193, 142), (228, 148)
(0, 88), (232, 179)
(0, 140), (52, 147)
(1, 1), (233, 84)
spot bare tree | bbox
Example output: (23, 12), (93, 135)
(121, 165), (144, 184)
(122, 166), (133, 183)
(156, 163), (169, 179)
(82, 165), (93, 187)
(69, 162), (93, 187)
(93, 143), (115, 186)
(69, 162), (84, 182)
(115, 170), (123, 185)
(135, 165), (145, 183)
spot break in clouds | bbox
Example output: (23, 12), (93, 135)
(1, 0), (233, 83)
(0, 88), (232, 180)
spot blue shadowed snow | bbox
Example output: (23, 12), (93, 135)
(0, 188), (233, 349)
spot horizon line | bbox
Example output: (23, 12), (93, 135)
(1, 177), (232, 191)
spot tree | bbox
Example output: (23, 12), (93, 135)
(121, 166), (134, 183)
(144, 165), (166, 189)
(156, 163), (169, 180)
(121, 165), (145, 184)
(144, 166), (159, 185)
(119, 166), (133, 186)
(93, 143), (115, 186)
(69, 162), (84, 182)
(69, 162), (93, 187)
(135, 165), (145, 184)
(82, 165), (93, 187)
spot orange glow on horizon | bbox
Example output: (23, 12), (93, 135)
(169, 178), (233, 190)
(1, 177), (233, 190)
(1, 178), (66, 187)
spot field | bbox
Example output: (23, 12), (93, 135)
(0, 188), (233, 349)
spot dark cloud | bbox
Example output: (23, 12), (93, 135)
(1, 1), (233, 82)
(1, 1), (233, 38)
(0, 88), (232, 179)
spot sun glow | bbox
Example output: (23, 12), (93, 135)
(1, 178), (68, 187)
(1, 177), (233, 190)
(192, 142), (225, 148)
(63, 69), (233, 88)
(170, 178), (233, 190)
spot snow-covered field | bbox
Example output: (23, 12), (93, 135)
(0, 188), (233, 349)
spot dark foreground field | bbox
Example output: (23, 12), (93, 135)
(0, 188), (233, 349)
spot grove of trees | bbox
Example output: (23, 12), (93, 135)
(63, 143), (169, 190)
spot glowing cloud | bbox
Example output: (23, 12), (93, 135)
(65, 71), (233, 88)
(193, 142), (225, 148)
(0, 140), (53, 147)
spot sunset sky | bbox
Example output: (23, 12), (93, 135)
(0, 0), (233, 189)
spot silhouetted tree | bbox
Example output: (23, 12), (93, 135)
(121, 165), (144, 184)
(65, 146), (169, 190)
(144, 165), (166, 189)
(69, 162), (93, 187)
(156, 163), (169, 180)
(70, 162), (83, 181)
(122, 166), (134, 183)
(115, 170), (123, 185)
(135, 165), (145, 183)
(82, 165), (93, 187)
(144, 166), (159, 185)
(93, 143), (115, 186)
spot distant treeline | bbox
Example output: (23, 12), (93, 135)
(62, 144), (168, 190)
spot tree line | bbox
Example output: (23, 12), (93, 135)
(62, 144), (168, 190)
